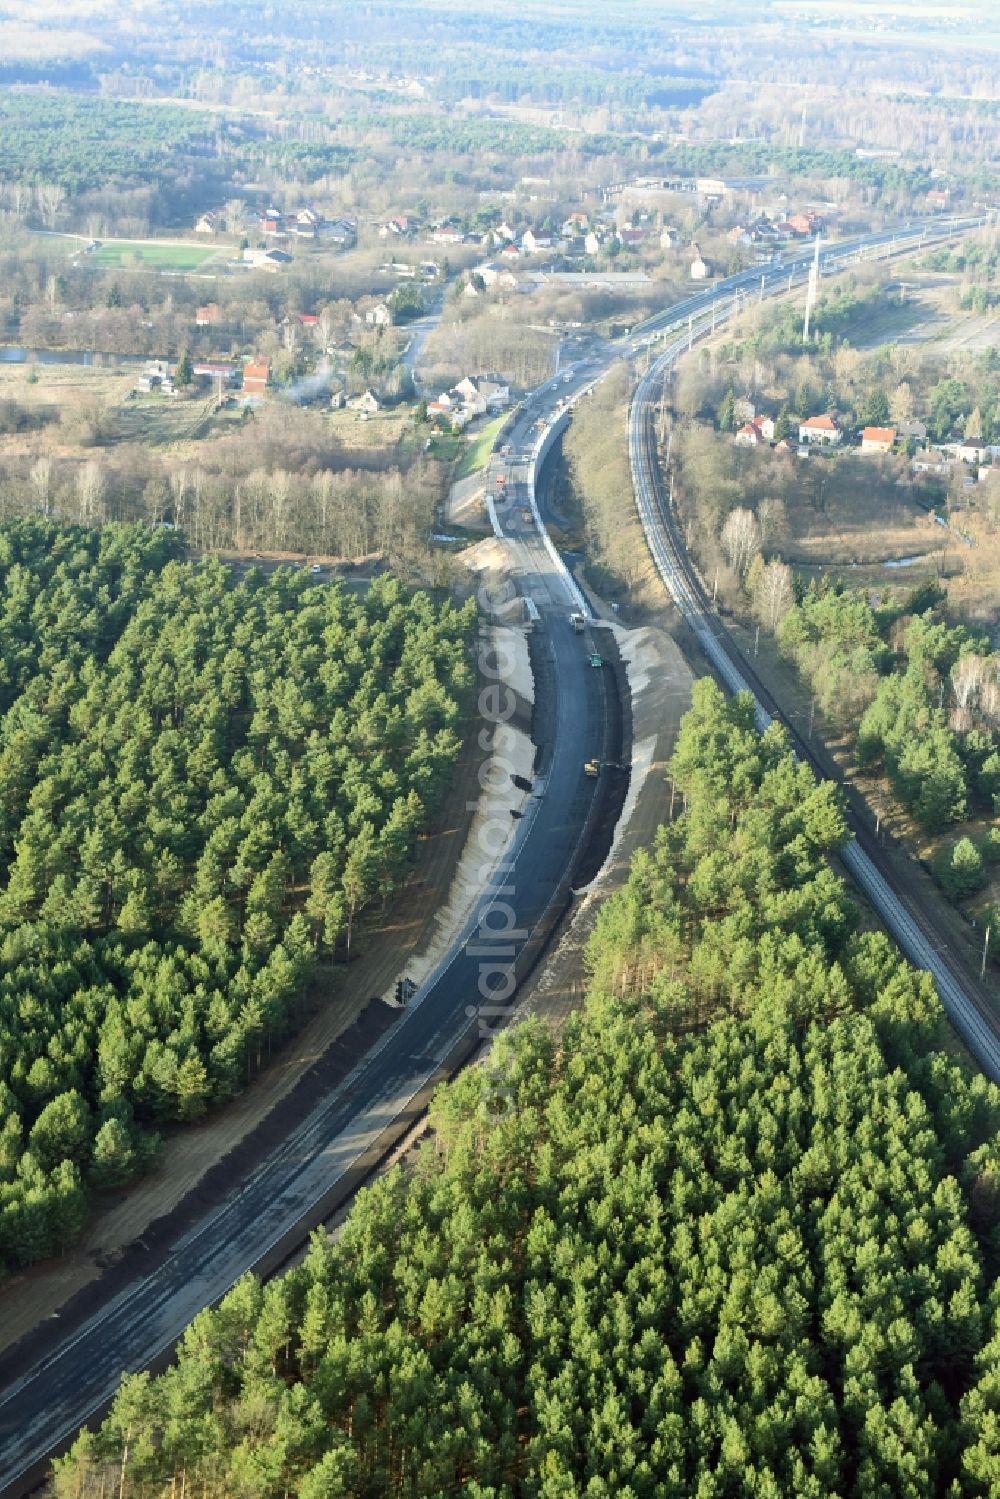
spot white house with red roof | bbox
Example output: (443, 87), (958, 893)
(734, 416), (775, 447)
(798, 413), (842, 445)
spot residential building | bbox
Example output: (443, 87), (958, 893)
(431, 224), (466, 245)
(454, 374), (511, 409)
(690, 250), (710, 281)
(320, 218), (357, 246)
(365, 302), (392, 328)
(734, 416), (775, 447)
(521, 228), (553, 254)
(471, 262), (517, 291)
(193, 361), (237, 388)
(799, 413), (842, 445)
(347, 388), (382, 414)
(861, 426), (897, 453)
(194, 211), (217, 235)
(134, 360), (174, 395)
(242, 248), (292, 271)
(912, 458), (951, 476)
(379, 215), (418, 239)
(242, 361), (270, 396)
(195, 303), (222, 326)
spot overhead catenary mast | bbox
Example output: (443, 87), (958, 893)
(802, 233), (821, 344)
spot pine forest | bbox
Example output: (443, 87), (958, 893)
(0, 519), (475, 1273)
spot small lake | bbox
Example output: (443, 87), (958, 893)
(0, 346), (152, 369)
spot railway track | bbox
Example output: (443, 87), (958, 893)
(627, 259), (1000, 1082)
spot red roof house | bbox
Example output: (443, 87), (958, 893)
(242, 360), (271, 396)
(798, 413), (842, 445)
(861, 426), (897, 453)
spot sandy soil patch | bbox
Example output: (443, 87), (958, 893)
(446, 471), (490, 530)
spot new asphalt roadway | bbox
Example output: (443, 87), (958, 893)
(0, 211), (989, 1494)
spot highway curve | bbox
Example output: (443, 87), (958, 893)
(0, 213), (991, 1493)
(627, 295), (1000, 1082)
(0, 529), (608, 1496)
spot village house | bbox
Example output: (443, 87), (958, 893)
(788, 212), (824, 237)
(428, 392), (473, 428)
(242, 361), (270, 397)
(195, 303), (222, 326)
(431, 223), (466, 246)
(379, 215), (418, 240)
(320, 218), (357, 246)
(365, 302), (393, 328)
(243, 248), (292, 271)
(193, 361), (238, 387)
(957, 440), (989, 464)
(194, 211), (218, 235)
(860, 426), (897, 454)
(486, 221), (517, 248)
(690, 248), (710, 281)
(134, 360), (175, 395)
(561, 212), (589, 236)
(472, 262), (517, 292)
(521, 228), (553, 255)
(499, 242), (521, 261)
(260, 208), (286, 237)
(454, 374), (511, 410)
(896, 420), (928, 443)
(659, 226), (676, 250)
(734, 416), (775, 447)
(799, 413), (842, 445)
(912, 457), (952, 476)
(347, 388), (382, 415)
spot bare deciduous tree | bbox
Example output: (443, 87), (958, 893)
(76, 460), (106, 525)
(36, 181), (66, 229)
(29, 456), (53, 516)
(721, 506), (761, 579)
(753, 557), (794, 632)
(952, 653), (987, 715)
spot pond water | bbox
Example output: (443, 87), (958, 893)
(0, 346), (151, 368)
